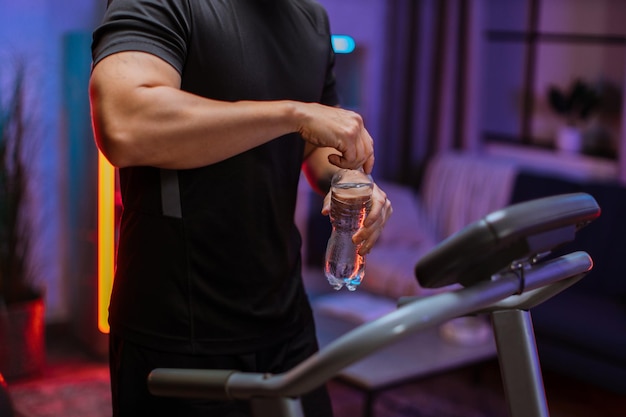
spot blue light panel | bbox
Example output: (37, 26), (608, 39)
(331, 35), (356, 54)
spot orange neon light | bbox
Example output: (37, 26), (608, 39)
(98, 152), (115, 333)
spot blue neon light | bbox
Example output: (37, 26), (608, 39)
(331, 35), (356, 54)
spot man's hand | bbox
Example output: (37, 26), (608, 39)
(322, 181), (393, 256)
(295, 103), (375, 174)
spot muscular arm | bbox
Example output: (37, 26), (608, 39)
(89, 51), (374, 171)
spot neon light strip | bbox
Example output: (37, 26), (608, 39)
(97, 151), (115, 334)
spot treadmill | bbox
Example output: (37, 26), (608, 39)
(148, 192), (601, 417)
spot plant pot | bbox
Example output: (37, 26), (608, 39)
(0, 297), (45, 380)
(556, 125), (583, 154)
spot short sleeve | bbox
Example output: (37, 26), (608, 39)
(92, 0), (191, 74)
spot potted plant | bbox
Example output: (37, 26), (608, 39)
(0, 59), (45, 380)
(547, 79), (598, 153)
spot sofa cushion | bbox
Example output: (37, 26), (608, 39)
(357, 180), (449, 298)
(362, 243), (442, 299)
(512, 171), (626, 297)
(421, 152), (518, 240)
(375, 180), (436, 246)
(532, 291), (626, 366)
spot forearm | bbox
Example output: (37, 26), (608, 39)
(91, 84), (300, 169)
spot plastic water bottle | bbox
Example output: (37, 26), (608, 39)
(324, 169), (373, 291)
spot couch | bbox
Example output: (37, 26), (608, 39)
(510, 170), (626, 395)
(295, 151), (626, 394)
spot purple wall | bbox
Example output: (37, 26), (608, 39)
(0, 0), (104, 322)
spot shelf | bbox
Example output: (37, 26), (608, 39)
(484, 143), (619, 182)
(486, 31), (626, 45)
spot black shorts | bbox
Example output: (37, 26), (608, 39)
(109, 320), (333, 417)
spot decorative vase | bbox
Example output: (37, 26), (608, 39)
(556, 125), (583, 153)
(0, 297), (45, 380)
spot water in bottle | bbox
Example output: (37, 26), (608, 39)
(324, 169), (373, 291)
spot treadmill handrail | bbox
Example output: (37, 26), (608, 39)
(148, 251), (592, 400)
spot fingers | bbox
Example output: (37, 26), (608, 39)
(361, 133), (375, 175)
(336, 116), (374, 173)
(299, 104), (374, 172)
(320, 181), (391, 256)
(353, 185), (393, 256)
(327, 130), (374, 173)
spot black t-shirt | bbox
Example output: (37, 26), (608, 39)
(92, 0), (339, 354)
